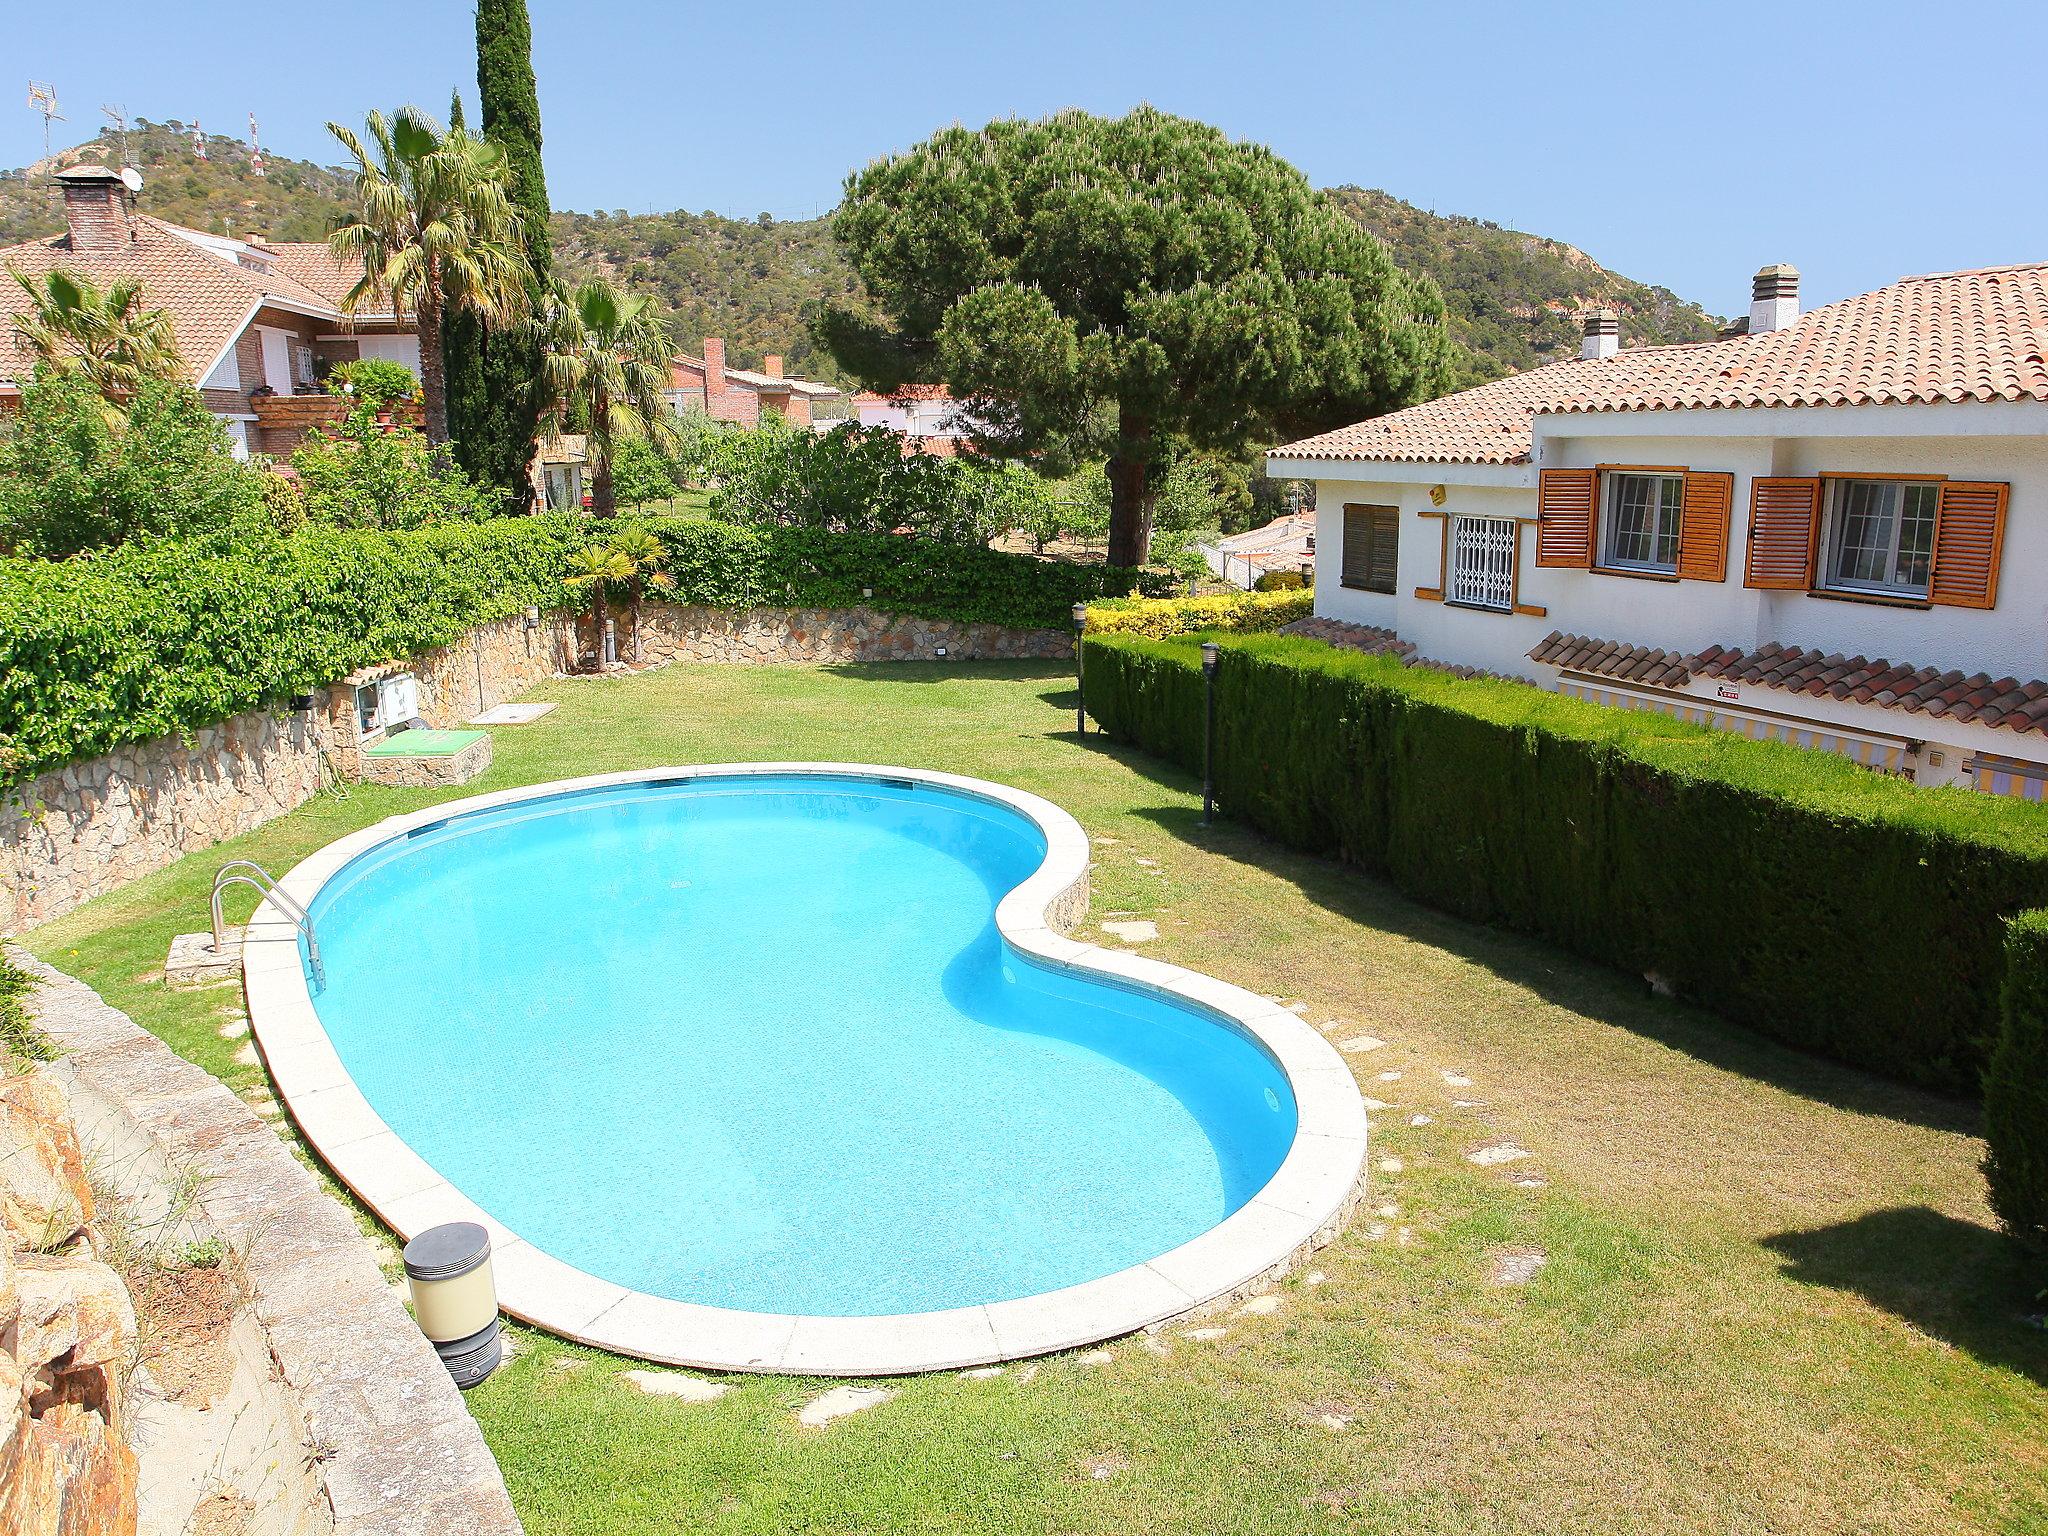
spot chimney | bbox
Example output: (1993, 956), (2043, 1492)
(702, 337), (726, 401)
(763, 354), (783, 379)
(1579, 308), (1620, 361)
(55, 165), (133, 256)
(1749, 264), (1799, 334)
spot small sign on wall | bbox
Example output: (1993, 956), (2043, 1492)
(1429, 484), (1447, 507)
(1716, 685), (1740, 702)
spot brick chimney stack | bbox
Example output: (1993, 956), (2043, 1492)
(55, 165), (134, 256)
(763, 354), (783, 379)
(702, 337), (726, 405)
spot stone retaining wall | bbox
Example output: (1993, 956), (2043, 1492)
(11, 948), (523, 1536)
(4, 604), (1061, 933)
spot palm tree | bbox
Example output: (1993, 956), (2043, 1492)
(610, 524), (676, 662)
(8, 267), (182, 397)
(534, 277), (674, 518)
(327, 106), (527, 444)
(563, 541), (635, 671)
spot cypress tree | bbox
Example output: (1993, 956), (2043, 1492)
(444, 0), (554, 507)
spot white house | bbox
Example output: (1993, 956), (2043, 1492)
(1269, 261), (2048, 797)
(850, 384), (989, 455)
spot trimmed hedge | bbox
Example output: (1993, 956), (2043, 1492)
(1082, 631), (2048, 1092)
(1986, 913), (2048, 1253)
(1084, 588), (1314, 638)
(0, 516), (1158, 787)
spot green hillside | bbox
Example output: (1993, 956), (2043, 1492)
(2, 126), (1722, 389)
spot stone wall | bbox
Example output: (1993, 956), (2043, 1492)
(11, 948), (523, 1536)
(4, 604), (1062, 933)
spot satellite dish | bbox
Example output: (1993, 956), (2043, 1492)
(119, 167), (143, 194)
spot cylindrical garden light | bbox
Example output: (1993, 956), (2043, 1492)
(404, 1221), (502, 1390)
(1200, 642), (1221, 826)
(1072, 602), (1089, 736)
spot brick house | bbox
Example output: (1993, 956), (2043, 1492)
(667, 337), (839, 427)
(0, 164), (421, 458)
(1272, 261), (2048, 796)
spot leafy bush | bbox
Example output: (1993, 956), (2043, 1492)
(0, 517), (1162, 786)
(0, 952), (52, 1065)
(1254, 569), (1309, 592)
(1086, 588), (1313, 638)
(325, 357), (421, 407)
(290, 401), (499, 529)
(1080, 631), (2048, 1091)
(0, 372), (268, 557)
(1986, 912), (2048, 1255)
(610, 435), (680, 508)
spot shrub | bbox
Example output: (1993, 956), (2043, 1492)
(1254, 568), (1308, 592)
(325, 358), (421, 407)
(1986, 912), (2048, 1255)
(0, 371), (268, 557)
(610, 435), (680, 508)
(291, 401), (500, 528)
(0, 953), (52, 1065)
(0, 517), (1162, 786)
(1086, 588), (1313, 638)
(1080, 631), (2048, 1091)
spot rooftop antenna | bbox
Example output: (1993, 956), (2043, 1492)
(27, 81), (63, 164)
(101, 102), (128, 165)
(247, 112), (263, 178)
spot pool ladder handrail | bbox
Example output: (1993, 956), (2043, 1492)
(212, 859), (326, 989)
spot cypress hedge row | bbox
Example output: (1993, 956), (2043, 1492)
(1081, 630), (2048, 1093)
(0, 516), (1155, 788)
(1986, 913), (2048, 1253)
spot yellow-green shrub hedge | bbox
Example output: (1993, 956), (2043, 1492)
(1084, 588), (1313, 639)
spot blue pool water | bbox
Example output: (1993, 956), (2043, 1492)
(304, 775), (1296, 1316)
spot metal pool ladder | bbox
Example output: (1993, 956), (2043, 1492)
(212, 860), (326, 990)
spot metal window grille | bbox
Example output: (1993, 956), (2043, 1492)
(1449, 515), (1516, 611)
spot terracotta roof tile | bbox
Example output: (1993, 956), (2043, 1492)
(1536, 630), (2048, 737)
(1277, 262), (2048, 465)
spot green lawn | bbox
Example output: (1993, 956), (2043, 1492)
(23, 660), (2048, 1535)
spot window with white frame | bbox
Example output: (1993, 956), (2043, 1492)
(1602, 471), (1684, 572)
(1448, 515), (1517, 611)
(1821, 478), (1939, 597)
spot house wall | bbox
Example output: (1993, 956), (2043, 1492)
(1299, 407), (2048, 781)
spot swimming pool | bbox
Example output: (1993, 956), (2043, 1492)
(245, 766), (1366, 1373)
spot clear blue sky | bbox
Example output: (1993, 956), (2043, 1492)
(11, 0), (2045, 316)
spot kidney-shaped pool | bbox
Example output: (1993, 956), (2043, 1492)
(245, 765), (1366, 1373)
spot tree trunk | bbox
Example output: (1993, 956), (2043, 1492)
(416, 299), (450, 444)
(590, 395), (616, 517)
(1105, 406), (1155, 568)
(589, 588), (608, 671)
(630, 583), (643, 663)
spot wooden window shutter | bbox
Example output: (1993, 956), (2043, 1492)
(1341, 504), (1399, 594)
(1743, 477), (1822, 589)
(1929, 481), (2008, 609)
(1535, 468), (1596, 568)
(1676, 472), (1733, 581)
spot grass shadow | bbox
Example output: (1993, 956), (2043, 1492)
(818, 659), (1074, 687)
(1763, 1207), (2048, 1385)
(1115, 788), (1978, 1137)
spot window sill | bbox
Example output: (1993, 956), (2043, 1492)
(1591, 564), (1681, 584)
(1338, 580), (1395, 595)
(1804, 586), (1932, 611)
(1444, 599), (1515, 617)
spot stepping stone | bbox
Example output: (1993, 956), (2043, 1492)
(253, 1100), (281, 1121)
(1134, 857), (1158, 868)
(1338, 1036), (1385, 1054)
(1100, 920), (1157, 943)
(1318, 1412), (1353, 1432)
(1236, 1295), (1281, 1317)
(623, 1370), (730, 1401)
(1375, 1203), (1400, 1220)
(1359, 1097), (1392, 1112)
(1364, 1223), (1389, 1240)
(1487, 1248), (1549, 1286)
(1510, 1174), (1549, 1190)
(1443, 1072), (1475, 1088)
(1183, 1327), (1229, 1341)
(798, 1386), (893, 1427)
(959, 1366), (1004, 1380)
(166, 929), (243, 988)
(1376, 1070), (1402, 1082)
(1017, 1364), (1039, 1384)
(1141, 1335), (1171, 1358)
(1468, 1143), (1529, 1167)
(1303, 1270), (1327, 1287)
(1378, 1157), (1404, 1174)
(1076, 1349), (1114, 1367)
(468, 702), (556, 725)
(1451, 1098), (1485, 1109)
(1092, 836), (1120, 845)
(1409, 1114), (1433, 1127)
(1396, 1227), (1415, 1246)
(233, 1041), (260, 1067)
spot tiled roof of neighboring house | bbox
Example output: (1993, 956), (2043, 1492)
(853, 383), (955, 404)
(1218, 512), (1314, 555)
(1532, 630), (2048, 736)
(676, 353), (840, 398)
(0, 215), (380, 388)
(1275, 261), (2048, 465)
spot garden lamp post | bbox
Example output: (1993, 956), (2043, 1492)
(1201, 642), (1220, 826)
(1072, 603), (1089, 735)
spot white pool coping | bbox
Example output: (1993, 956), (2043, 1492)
(243, 764), (1368, 1376)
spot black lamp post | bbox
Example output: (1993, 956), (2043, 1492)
(1072, 602), (1089, 735)
(1200, 641), (1220, 826)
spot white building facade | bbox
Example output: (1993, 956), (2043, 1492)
(1271, 263), (2048, 795)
